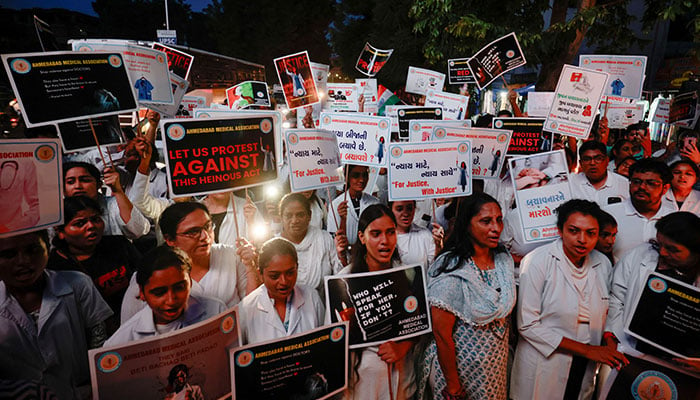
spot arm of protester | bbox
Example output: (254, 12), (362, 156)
(243, 197), (259, 228)
(143, 110), (160, 143)
(604, 255), (633, 340)
(680, 141), (700, 165)
(358, 94), (365, 113)
(334, 233), (349, 266)
(557, 337), (629, 369)
(129, 140), (171, 219)
(431, 223), (444, 257)
(598, 116), (609, 145)
(103, 167), (133, 225)
(236, 237), (261, 294)
(672, 357), (700, 374)
(508, 90), (523, 117)
(641, 127), (652, 157)
(431, 306), (464, 396)
(377, 338), (416, 364)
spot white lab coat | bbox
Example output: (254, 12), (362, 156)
(326, 191), (380, 245)
(283, 226), (343, 298)
(511, 240), (612, 400)
(238, 284), (324, 345)
(663, 189), (700, 216)
(216, 194), (263, 246)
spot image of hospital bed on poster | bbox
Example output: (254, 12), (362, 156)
(285, 129), (343, 192)
(89, 309), (240, 400)
(430, 127), (511, 180)
(324, 265), (431, 348)
(230, 322), (349, 400)
(0, 139), (63, 238)
(2, 51), (138, 127)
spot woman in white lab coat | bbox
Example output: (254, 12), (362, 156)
(238, 237), (325, 345)
(511, 199), (629, 400)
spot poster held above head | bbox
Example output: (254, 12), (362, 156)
(319, 112), (391, 167)
(356, 78), (379, 114)
(493, 117), (553, 155)
(526, 92), (555, 118)
(285, 129), (343, 192)
(668, 91), (699, 129)
(649, 97), (671, 124)
(273, 51), (319, 110)
(0, 139), (63, 238)
(407, 119), (472, 143)
(388, 141), (473, 201)
(579, 55), (647, 100)
(310, 61), (329, 90)
(355, 42), (393, 77)
(146, 73), (189, 118)
(467, 32), (527, 90)
(56, 115), (126, 153)
(543, 65), (609, 139)
(2, 51), (138, 127)
(599, 100), (645, 129)
(424, 89), (469, 120)
(176, 95), (206, 118)
(447, 57), (477, 85)
(226, 81), (270, 110)
(152, 42), (194, 80)
(396, 106), (442, 140)
(230, 322), (349, 400)
(431, 127), (511, 180)
(405, 66), (446, 95)
(326, 83), (359, 112)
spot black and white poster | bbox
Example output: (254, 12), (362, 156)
(397, 106), (442, 141)
(493, 117), (553, 155)
(601, 355), (700, 400)
(467, 32), (527, 90)
(447, 57), (476, 85)
(56, 115), (126, 153)
(355, 42), (393, 77)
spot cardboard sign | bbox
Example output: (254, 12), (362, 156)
(424, 89), (469, 120)
(405, 66), (446, 95)
(625, 272), (700, 359)
(356, 78), (378, 114)
(467, 32), (527, 90)
(147, 73), (190, 118)
(669, 91), (699, 129)
(544, 65), (609, 139)
(600, 355), (700, 400)
(89, 309), (239, 400)
(650, 97), (671, 124)
(509, 150), (572, 243)
(2, 51), (138, 127)
(388, 141), (473, 200)
(72, 40), (174, 106)
(285, 129), (343, 192)
(397, 106), (442, 140)
(325, 265), (431, 348)
(226, 81), (270, 110)
(326, 83), (359, 112)
(273, 51), (319, 110)
(355, 42), (393, 77)
(230, 323), (348, 400)
(310, 62), (329, 91)
(176, 95), (206, 118)
(431, 127), (511, 180)
(407, 120), (472, 143)
(447, 57), (476, 85)
(160, 114), (280, 197)
(600, 100), (645, 129)
(56, 115), (126, 153)
(152, 42), (194, 80)
(526, 92), (555, 117)
(493, 117), (552, 155)
(319, 112), (391, 167)
(579, 55), (647, 100)
(0, 139), (63, 238)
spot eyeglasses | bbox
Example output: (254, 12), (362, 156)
(580, 155), (606, 164)
(629, 178), (663, 189)
(176, 221), (214, 239)
(350, 171), (369, 179)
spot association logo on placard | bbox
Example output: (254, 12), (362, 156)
(435, 109), (442, 116)
(379, 120), (389, 130)
(648, 277), (668, 294)
(404, 296), (418, 313)
(506, 50), (515, 58)
(35, 145), (56, 163)
(157, 54), (165, 64)
(108, 55), (122, 68)
(97, 352), (122, 373)
(497, 133), (508, 143)
(449, 60), (455, 67)
(76, 44), (92, 52)
(461, 97), (467, 104)
(411, 122), (420, 132)
(494, 120), (504, 129)
(198, 99), (205, 105)
(10, 58), (31, 74)
(391, 147), (403, 158)
(235, 350), (254, 368)
(256, 91), (265, 98)
(199, 113), (211, 118)
(631, 370), (677, 400)
(220, 314), (236, 334)
(458, 143), (469, 154)
(260, 119), (272, 134)
(322, 115), (331, 125)
(426, 90), (434, 98)
(330, 326), (345, 342)
(634, 59), (643, 67)
(288, 133), (299, 145)
(398, 110), (405, 117)
(435, 128), (446, 139)
(530, 229), (541, 239)
(582, 59), (590, 65)
(167, 124), (186, 141)
(550, 122), (558, 129)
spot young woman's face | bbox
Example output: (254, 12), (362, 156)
(358, 215), (397, 268)
(671, 163), (697, 192)
(347, 166), (369, 194)
(261, 254), (298, 303)
(614, 141), (634, 162)
(139, 265), (192, 325)
(559, 212), (599, 264)
(58, 208), (105, 252)
(616, 159), (635, 177)
(165, 209), (213, 259)
(0, 233), (48, 288)
(468, 202), (503, 249)
(281, 201), (311, 238)
(391, 201), (416, 232)
(595, 224), (617, 254)
(64, 167), (99, 199)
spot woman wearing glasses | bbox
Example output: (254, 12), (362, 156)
(120, 202), (259, 322)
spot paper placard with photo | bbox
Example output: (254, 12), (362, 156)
(405, 66), (446, 95)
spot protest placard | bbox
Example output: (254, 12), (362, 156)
(424, 89), (469, 120)
(467, 33), (527, 90)
(356, 78), (379, 114)
(72, 40), (174, 106)
(600, 100), (645, 129)
(89, 309), (239, 400)
(669, 91), (699, 129)
(544, 65), (609, 139)
(226, 81), (270, 110)
(160, 114), (280, 197)
(274, 51), (319, 110)
(447, 57), (476, 85)
(2, 51), (138, 127)
(176, 95), (206, 118)
(56, 115), (125, 153)
(325, 264), (431, 348)
(152, 42), (194, 80)
(285, 129), (343, 192)
(326, 83), (359, 112)
(407, 119), (472, 142)
(579, 55), (647, 100)
(0, 139), (63, 238)
(310, 62), (329, 91)
(625, 272), (700, 359)
(600, 355), (700, 400)
(526, 92), (555, 117)
(431, 127), (511, 180)
(493, 117), (552, 155)
(230, 323), (348, 400)
(509, 150), (572, 243)
(319, 112), (391, 167)
(146, 74), (189, 118)
(355, 42), (393, 77)
(388, 140), (472, 200)
(397, 106), (442, 140)
(405, 66), (446, 95)
(650, 97), (671, 124)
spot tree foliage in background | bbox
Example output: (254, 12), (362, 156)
(410, 0), (700, 90)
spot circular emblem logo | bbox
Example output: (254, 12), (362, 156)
(108, 55), (122, 68)
(167, 124), (186, 141)
(497, 133), (508, 143)
(11, 58), (31, 74)
(427, 90), (434, 97)
(260, 118), (273, 134)
(404, 296), (418, 313)
(288, 133), (299, 145)
(458, 143), (469, 153)
(494, 120), (504, 129)
(449, 61), (454, 67)
(583, 59), (590, 64)
(634, 59), (643, 67)
(530, 229), (541, 239)
(35, 145), (56, 162)
(330, 326), (345, 342)
(296, 88), (305, 96)
(435, 109), (442, 116)
(322, 115), (331, 125)
(460, 97), (467, 104)
(550, 122), (557, 129)
(379, 120), (388, 130)
(631, 370), (677, 400)
(199, 112), (210, 118)
(391, 147), (403, 158)
(648, 277), (667, 293)
(435, 128), (446, 138)
(76, 44), (92, 52)
(236, 350), (254, 367)
(506, 50), (515, 58)
(398, 110), (405, 117)
(220, 314), (236, 334)
(178, 81), (185, 89)
(411, 122), (420, 131)
(256, 91), (265, 98)
(97, 352), (122, 373)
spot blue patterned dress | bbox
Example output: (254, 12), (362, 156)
(417, 252), (516, 400)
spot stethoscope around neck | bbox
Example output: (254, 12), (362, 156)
(0, 161), (18, 190)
